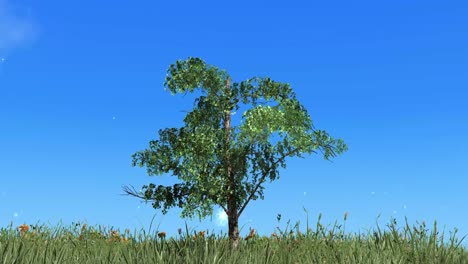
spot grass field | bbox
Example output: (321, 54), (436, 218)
(1, 212), (467, 264)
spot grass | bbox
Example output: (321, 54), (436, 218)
(1, 210), (467, 264)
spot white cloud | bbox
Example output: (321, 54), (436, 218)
(0, 0), (37, 55)
(216, 209), (228, 227)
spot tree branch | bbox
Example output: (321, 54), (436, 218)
(219, 204), (228, 213)
(121, 184), (151, 200)
(122, 184), (229, 213)
(237, 146), (316, 216)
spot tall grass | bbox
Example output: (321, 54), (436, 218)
(1, 211), (466, 264)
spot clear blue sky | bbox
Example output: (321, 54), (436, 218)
(1, 0), (467, 246)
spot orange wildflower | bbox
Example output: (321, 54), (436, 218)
(198, 231), (205, 238)
(106, 230), (124, 243)
(271, 232), (278, 241)
(245, 229), (256, 240)
(19, 224), (29, 234)
(193, 231), (205, 240)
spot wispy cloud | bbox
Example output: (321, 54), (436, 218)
(0, 0), (37, 55)
(13, 209), (23, 218)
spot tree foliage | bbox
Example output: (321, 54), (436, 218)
(122, 57), (347, 223)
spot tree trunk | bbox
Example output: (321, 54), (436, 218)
(224, 78), (240, 249)
(227, 203), (240, 249)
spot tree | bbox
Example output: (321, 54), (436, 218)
(122, 57), (348, 249)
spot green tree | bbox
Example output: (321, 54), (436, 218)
(122, 57), (348, 249)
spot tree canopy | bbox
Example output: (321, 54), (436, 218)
(122, 57), (347, 247)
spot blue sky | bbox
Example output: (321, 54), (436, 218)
(1, 0), (467, 246)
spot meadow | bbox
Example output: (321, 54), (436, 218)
(1, 211), (467, 264)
